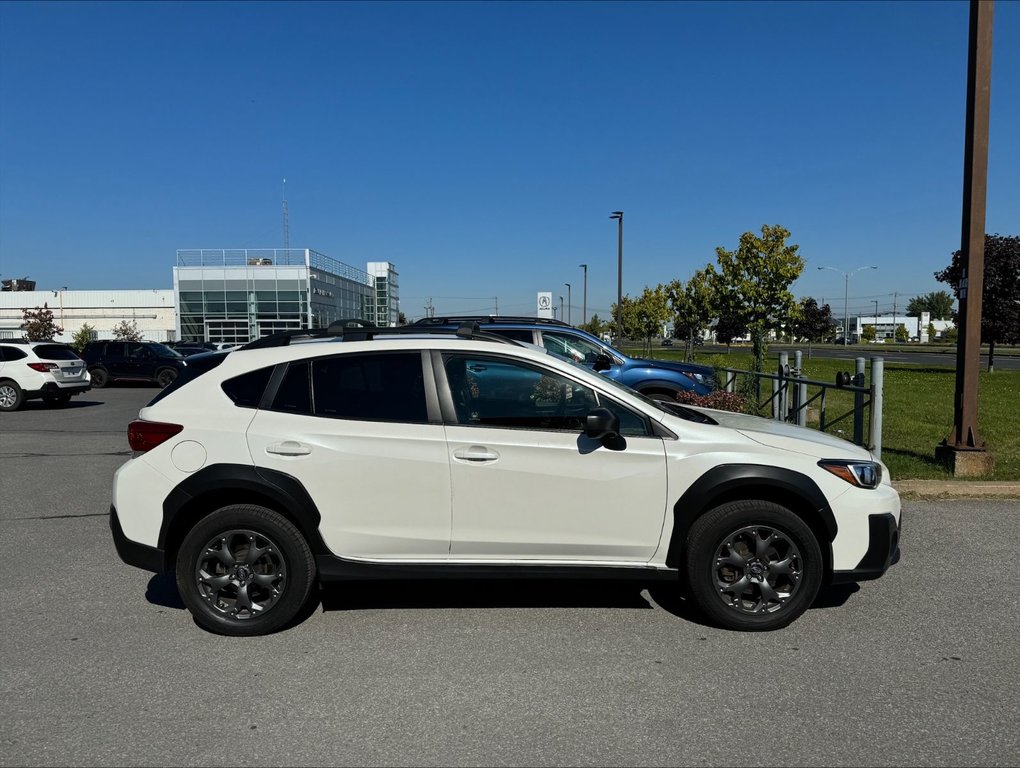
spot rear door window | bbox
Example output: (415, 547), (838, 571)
(311, 352), (427, 423)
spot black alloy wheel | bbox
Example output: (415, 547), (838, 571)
(685, 500), (822, 631)
(155, 368), (177, 388)
(89, 368), (109, 388)
(176, 505), (315, 636)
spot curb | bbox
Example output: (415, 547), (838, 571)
(893, 480), (1020, 500)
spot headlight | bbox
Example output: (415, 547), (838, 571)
(818, 460), (882, 489)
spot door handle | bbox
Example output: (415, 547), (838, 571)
(453, 446), (500, 463)
(266, 441), (312, 457)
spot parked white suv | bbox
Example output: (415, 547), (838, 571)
(111, 323), (901, 635)
(0, 340), (91, 411)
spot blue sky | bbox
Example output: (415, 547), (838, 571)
(1, 0), (1017, 321)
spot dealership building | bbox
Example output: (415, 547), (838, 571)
(0, 249), (399, 345)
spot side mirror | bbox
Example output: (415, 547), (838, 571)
(593, 353), (613, 372)
(585, 407), (620, 441)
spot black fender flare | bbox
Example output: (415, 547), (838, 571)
(158, 464), (330, 567)
(665, 463), (837, 569)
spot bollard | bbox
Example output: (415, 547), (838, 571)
(853, 357), (865, 445)
(870, 357), (884, 458)
(793, 351), (805, 426)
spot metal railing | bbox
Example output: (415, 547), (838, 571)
(720, 351), (885, 457)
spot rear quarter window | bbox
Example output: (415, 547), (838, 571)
(0, 346), (28, 361)
(33, 344), (81, 361)
(221, 365), (274, 408)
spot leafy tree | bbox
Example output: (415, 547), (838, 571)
(709, 224), (805, 372)
(792, 297), (834, 345)
(906, 290), (955, 320)
(579, 314), (608, 339)
(895, 324), (909, 342)
(942, 326), (959, 344)
(935, 233), (1020, 372)
(611, 295), (643, 344)
(927, 322), (937, 343)
(862, 325), (877, 342)
(667, 269), (715, 362)
(70, 323), (96, 353)
(713, 312), (746, 349)
(112, 320), (143, 342)
(397, 311), (408, 325)
(632, 285), (671, 356)
(20, 304), (63, 341)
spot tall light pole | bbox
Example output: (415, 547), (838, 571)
(873, 300), (880, 339)
(609, 211), (623, 342)
(564, 283), (572, 325)
(818, 265), (877, 345)
(578, 264), (588, 326)
(559, 295), (564, 321)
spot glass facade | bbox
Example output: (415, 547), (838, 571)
(366, 262), (400, 326)
(174, 249), (374, 344)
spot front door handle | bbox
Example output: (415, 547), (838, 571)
(453, 446), (500, 463)
(266, 441), (312, 457)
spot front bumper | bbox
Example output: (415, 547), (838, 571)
(110, 505), (164, 573)
(831, 512), (901, 583)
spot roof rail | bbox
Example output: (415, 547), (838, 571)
(238, 319), (522, 350)
(411, 315), (570, 327)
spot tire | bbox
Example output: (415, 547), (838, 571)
(0, 380), (24, 412)
(155, 368), (177, 388)
(43, 393), (72, 408)
(685, 500), (822, 631)
(89, 367), (109, 388)
(176, 505), (316, 636)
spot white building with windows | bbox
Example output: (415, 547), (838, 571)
(0, 289), (176, 342)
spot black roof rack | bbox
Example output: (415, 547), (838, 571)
(238, 319), (524, 351)
(411, 315), (570, 327)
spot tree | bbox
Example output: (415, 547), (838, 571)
(70, 323), (96, 353)
(112, 320), (143, 342)
(667, 269), (715, 362)
(397, 311), (408, 325)
(861, 325), (877, 342)
(611, 295), (642, 344)
(709, 224), (805, 372)
(579, 314), (608, 339)
(895, 324), (909, 342)
(20, 304), (63, 341)
(906, 290), (955, 320)
(713, 312), (746, 350)
(792, 297), (834, 346)
(631, 285), (671, 356)
(927, 322), (937, 343)
(935, 233), (1020, 372)
(942, 326), (959, 344)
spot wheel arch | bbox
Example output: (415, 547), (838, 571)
(158, 464), (329, 570)
(665, 464), (836, 577)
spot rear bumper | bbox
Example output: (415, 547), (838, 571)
(24, 381), (91, 399)
(831, 512), (901, 584)
(110, 505), (164, 573)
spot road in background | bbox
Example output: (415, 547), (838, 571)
(1, 388), (1017, 767)
(691, 344), (1020, 371)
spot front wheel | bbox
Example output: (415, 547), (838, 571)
(155, 368), (178, 388)
(176, 505), (316, 636)
(685, 500), (822, 631)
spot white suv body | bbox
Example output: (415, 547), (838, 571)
(0, 341), (91, 411)
(111, 328), (900, 635)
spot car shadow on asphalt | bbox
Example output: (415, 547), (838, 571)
(16, 399), (106, 410)
(146, 573), (185, 609)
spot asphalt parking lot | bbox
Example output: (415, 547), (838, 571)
(1, 387), (1017, 767)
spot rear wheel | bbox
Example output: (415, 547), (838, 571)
(43, 393), (72, 408)
(176, 505), (316, 636)
(89, 367), (109, 388)
(0, 380), (24, 412)
(685, 500), (822, 631)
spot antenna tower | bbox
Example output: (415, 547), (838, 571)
(282, 178), (290, 252)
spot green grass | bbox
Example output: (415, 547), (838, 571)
(625, 346), (1020, 481)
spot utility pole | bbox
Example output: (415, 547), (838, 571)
(282, 178), (289, 253)
(874, 300), (879, 339)
(609, 211), (623, 342)
(564, 283), (572, 325)
(937, 0), (994, 476)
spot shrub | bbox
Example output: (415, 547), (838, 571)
(675, 389), (750, 414)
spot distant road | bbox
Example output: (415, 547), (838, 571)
(695, 344), (1020, 371)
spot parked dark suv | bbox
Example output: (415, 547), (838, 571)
(413, 316), (714, 399)
(81, 341), (186, 388)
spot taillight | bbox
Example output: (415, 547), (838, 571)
(28, 362), (58, 372)
(128, 420), (183, 452)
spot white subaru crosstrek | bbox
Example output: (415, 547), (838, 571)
(111, 324), (901, 635)
(0, 340), (91, 411)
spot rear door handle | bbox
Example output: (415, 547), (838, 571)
(266, 441), (312, 457)
(453, 446), (500, 463)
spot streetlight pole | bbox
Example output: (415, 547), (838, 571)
(873, 300), (879, 340)
(609, 211), (623, 342)
(578, 264), (588, 326)
(564, 283), (572, 325)
(818, 265), (877, 345)
(559, 295), (564, 321)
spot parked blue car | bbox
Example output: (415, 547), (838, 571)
(412, 316), (714, 399)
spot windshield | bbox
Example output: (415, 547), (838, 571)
(149, 343), (183, 358)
